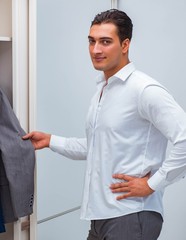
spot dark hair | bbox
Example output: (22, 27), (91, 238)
(91, 9), (133, 43)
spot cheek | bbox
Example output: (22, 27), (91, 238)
(89, 49), (94, 61)
(107, 45), (122, 58)
(89, 45), (94, 54)
(108, 51), (122, 65)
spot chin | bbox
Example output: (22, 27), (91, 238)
(93, 65), (105, 71)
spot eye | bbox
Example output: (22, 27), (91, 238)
(101, 39), (112, 45)
(88, 38), (95, 45)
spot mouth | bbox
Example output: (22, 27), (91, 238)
(93, 56), (106, 62)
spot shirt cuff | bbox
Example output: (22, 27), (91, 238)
(147, 171), (168, 191)
(49, 135), (67, 153)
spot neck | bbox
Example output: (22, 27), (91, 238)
(104, 59), (130, 81)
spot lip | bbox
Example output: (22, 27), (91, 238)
(93, 56), (106, 62)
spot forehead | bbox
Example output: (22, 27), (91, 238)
(89, 23), (118, 39)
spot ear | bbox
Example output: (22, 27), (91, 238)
(121, 38), (130, 54)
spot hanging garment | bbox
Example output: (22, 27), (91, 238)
(0, 88), (35, 223)
(0, 200), (5, 233)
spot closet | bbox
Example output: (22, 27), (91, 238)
(0, 1), (13, 239)
(0, 0), (12, 104)
(0, 0), (35, 239)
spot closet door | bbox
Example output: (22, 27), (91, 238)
(0, 0), (30, 239)
(0, 1), (13, 239)
(36, 1), (111, 239)
(119, 1), (186, 240)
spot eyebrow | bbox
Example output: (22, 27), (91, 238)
(88, 36), (113, 40)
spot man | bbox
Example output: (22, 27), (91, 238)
(24, 9), (186, 239)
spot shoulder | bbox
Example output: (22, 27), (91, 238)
(127, 70), (172, 102)
(130, 70), (164, 91)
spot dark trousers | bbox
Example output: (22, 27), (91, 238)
(87, 211), (163, 240)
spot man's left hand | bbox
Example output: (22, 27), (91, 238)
(110, 173), (154, 200)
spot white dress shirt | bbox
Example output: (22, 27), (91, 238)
(50, 62), (186, 220)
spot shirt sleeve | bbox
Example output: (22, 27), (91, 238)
(49, 135), (87, 160)
(139, 85), (186, 190)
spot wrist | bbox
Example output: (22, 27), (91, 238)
(46, 134), (51, 147)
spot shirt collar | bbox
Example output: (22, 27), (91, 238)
(96, 62), (136, 85)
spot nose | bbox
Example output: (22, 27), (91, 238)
(92, 42), (102, 54)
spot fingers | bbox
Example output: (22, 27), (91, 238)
(22, 131), (43, 140)
(111, 186), (130, 193)
(22, 132), (34, 139)
(110, 182), (131, 200)
(22, 131), (51, 150)
(110, 174), (133, 193)
(110, 181), (127, 190)
(110, 183), (132, 200)
(116, 193), (131, 200)
(112, 173), (134, 181)
(22, 131), (40, 149)
(22, 131), (38, 140)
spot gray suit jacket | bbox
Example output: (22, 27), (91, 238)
(0, 88), (35, 223)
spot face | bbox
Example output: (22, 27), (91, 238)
(88, 23), (130, 80)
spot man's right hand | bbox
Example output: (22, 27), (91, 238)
(22, 131), (51, 150)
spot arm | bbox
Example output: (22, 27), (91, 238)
(23, 132), (87, 160)
(141, 85), (186, 190)
(111, 85), (186, 199)
(49, 135), (87, 160)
